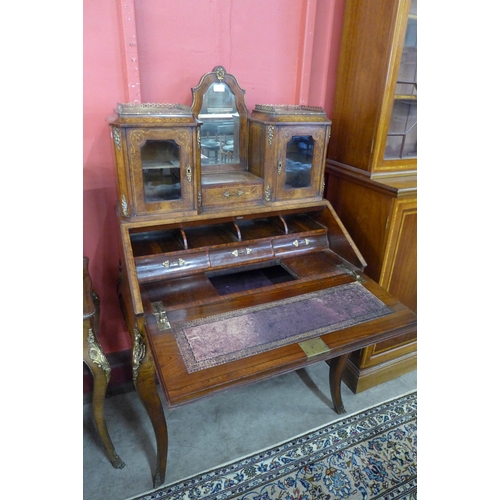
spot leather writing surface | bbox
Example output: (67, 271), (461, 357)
(173, 282), (392, 372)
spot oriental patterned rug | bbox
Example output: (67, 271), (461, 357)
(174, 282), (392, 372)
(126, 391), (417, 500)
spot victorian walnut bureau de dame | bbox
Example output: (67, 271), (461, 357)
(107, 66), (417, 486)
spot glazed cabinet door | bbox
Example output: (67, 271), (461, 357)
(273, 125), (328, 202)
(127, 127), (199, 216)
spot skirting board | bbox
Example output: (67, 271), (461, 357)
(342, 350), (417, 394)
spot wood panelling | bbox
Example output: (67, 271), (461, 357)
(324, 163), (417, 391)
(380, 200), (417, 313)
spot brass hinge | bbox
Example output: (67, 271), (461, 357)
(151, 302), (171, 331)
(338, 264), (365, 283)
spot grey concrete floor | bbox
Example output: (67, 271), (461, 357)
(83, 363), (417, 500)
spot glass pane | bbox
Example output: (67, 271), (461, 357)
(199, 82), (239, 166)
(385, 0), (417, 160)
(384, 100), (417, 159)
(141, 140), (182, 202)
(396, 0), (417, 95)
(285, 136), (313, 189)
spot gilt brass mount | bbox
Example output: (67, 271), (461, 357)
(132, 327), (146, 384)
(113, 127), (121, 150)
(267, 125), (275, 145)
(292, 238), (310, 247)
(121, 194), (129, 217)
(223, 189), (244, 198)
(231, 248), (252, 257)
(162, 258), (186, 268)
(86, 328), (111, 382)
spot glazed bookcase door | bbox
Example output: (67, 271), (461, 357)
(128, 128), (197, 215)
(382, 0), (417, 163)
(328, 0), (416, 175)
(274, 125), (327, 201)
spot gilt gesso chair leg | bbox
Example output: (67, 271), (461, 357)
(328, 352), (351, 414)
(132, 324), (168, 488)
(83, 327), (125, 469)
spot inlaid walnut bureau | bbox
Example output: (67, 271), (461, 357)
(107, 66), (417, 487)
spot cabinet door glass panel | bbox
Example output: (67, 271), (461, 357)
(285, 136), (313, 189)
(396, 2), (417, 96)
(141, 140), (182, 202)
(199, 82), (240, 166)
(384, 100), (417, 159)
(384, 0), (417, 160)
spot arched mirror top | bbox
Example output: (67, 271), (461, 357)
(191, 66), (248, 171)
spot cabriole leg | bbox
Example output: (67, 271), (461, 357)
(328, 352), (351, 414)
(83, 327), (125, 469)
(132, 325), (168, 487)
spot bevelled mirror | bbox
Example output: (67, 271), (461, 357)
(191, 66), (248, 173)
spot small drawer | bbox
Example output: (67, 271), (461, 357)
(273, 232), (328, 256)
(202, 183), (263, 208)
(135, 249), (209, 282)
(209, 240), (273, 269)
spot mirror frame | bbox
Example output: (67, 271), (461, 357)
(191, 66), (249, 172)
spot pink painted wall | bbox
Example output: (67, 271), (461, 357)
(135, 0), (306, 108)
(83, 0), (130, 354)
(83, 0), (346, 359)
